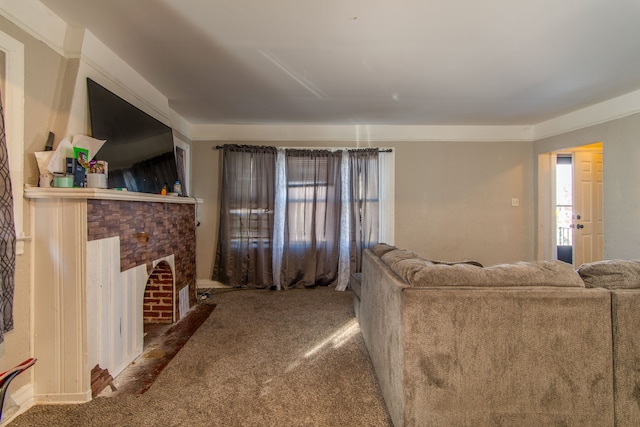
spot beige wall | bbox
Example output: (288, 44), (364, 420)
(392, 140), (534, 265)
(191, 138), (535, 281)
(191, 141), (220, 281)
(535, 112), (640, 260)
(0, 15), (70, 392)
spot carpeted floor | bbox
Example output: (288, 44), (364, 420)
(10, 287), (392, 426)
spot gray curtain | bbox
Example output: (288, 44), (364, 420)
(213, 145), (276, 288)
(280, 149), (342, 289)
(0, 90), (15, 343)
(349, 149), (379, 273)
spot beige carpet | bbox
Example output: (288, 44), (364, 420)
(11, 287), (392, 426)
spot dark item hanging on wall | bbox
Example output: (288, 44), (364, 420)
(44, 132), (54, 151)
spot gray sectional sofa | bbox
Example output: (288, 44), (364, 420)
(356, 244), (640, 427)
(577, 259), (640, 427)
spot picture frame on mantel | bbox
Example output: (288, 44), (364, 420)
(175, 146), (187, 196)
(173, 136), (190, 197)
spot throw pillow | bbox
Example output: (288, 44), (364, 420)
(577, 259), (640, 289)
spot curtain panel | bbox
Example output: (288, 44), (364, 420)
(213, 145), (277, 288)
(280, 149), (342, 289)
(348, 148), (379, 274)
(0, 91), (15, 342)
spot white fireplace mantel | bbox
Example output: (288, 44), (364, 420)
(25, 186), (199, 204)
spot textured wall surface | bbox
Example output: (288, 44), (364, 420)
(87, 200), (197, 311)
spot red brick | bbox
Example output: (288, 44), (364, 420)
(152, 292), (173, 298)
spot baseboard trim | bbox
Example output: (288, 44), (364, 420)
(197, 279), (232, 289)
(1, 383), (34, 425)
(34, 390), (92, 404)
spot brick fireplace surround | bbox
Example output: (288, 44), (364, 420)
(87, 199), (197, 320)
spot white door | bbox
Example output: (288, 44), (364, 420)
(573, 151), (604, 266)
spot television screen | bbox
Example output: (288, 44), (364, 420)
(87, 78), (181, 194)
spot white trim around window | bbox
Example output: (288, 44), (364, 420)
(0, 30), (26, 254)
(379, 150), (395, 245)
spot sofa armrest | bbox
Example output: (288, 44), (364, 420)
(400, 286), (613, 426)
(359, 249), (408, 426)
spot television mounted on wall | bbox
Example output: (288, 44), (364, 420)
(86, 78), (182, 195)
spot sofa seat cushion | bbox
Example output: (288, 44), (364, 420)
(577, 259), (640, 289)
(407, 260), (585, 288)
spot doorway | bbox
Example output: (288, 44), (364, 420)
(538, 143), (604, 267)
(555, 156), (573, 263)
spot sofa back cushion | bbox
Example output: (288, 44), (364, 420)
(376, 247), (584, 288)
(577, 259), (640, 289)
(371, 243), (398, 258)
(405, 259), (584, 288)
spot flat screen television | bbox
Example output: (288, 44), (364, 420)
(87, 78), (182, 195)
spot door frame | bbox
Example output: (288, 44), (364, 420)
(537, 142), (603, 265)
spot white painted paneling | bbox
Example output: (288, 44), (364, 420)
(103, 241), (118, 370)
(111, 263), (146, 377)
(31, 198), (91, 403)
(110, 259), (124, 374)
(86, 237), (147, 379)
(85, 239), (98, 370)
(179, 285), (189, 320)
(130, 264), (147, 365)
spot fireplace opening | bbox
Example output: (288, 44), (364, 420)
(142, 260), (193, 348)
(144, 261), (175, 325)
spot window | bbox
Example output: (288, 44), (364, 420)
(214, 145), (394, 290)
(285, 154), (339, 245)
(227, 156), (274, 248)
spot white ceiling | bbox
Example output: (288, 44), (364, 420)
(40, 0), (640, 127)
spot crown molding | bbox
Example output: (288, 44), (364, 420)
(186, 123), (535, 143)
(78, 31), (174, 126)
(533, 89), (640, 140)
(0, 0), (67, 55)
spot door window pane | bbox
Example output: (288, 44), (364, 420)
(556, 158), (572, 245)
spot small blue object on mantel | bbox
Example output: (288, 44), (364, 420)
(66, 157), (86, 187)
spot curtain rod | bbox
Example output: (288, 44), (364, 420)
(214, 145), (392, 153)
